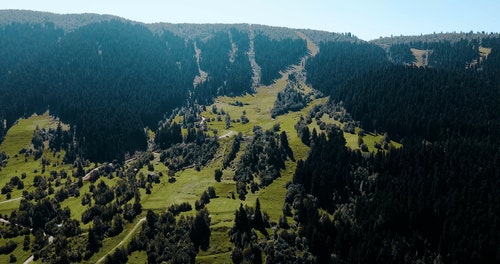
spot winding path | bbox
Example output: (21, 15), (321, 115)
(95, 217), (146, 263)
(247, 25), (262, 90)
(0, 197), (22, 205)
(218, 130), (235, 139)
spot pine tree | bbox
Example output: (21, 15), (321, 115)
(234, 204), (249, 232)
(254, 198), (263, 228)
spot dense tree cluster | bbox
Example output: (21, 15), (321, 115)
(155, 116), (183, 150)
(1, 176), (24, 198)
(293, 129), (357, 210)
(254, 34), (308, 85)
(194, 29), (253, 102)
(228, 199), (315, 263)
(233, 126), (290, 199)
(330, 66), (500, 141)
(290, 38), (500, 261)
(0, 241), (17, 254)
(156, 105), (219, 173)
(387, 43), (416, 64)
(372, 31), (500, 46)
(223, 133), (242, 169)
(228, 201), (267, 263)
(305, 41), (390, 94)
(292, 129), (500, 263)
(167, 202), (193, 216)
(0, 152), (7, 170)
(159, 135), (219, 172)
(271, 75), (308, 118)
(0, 21), (196, 161)
(388, 39), (483, 69)
(127, 209), (210, 263)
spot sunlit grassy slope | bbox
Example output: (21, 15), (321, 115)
(0, 74), (401, 263)
(0, 112), (75, 202)
(0, 112), (73, 264)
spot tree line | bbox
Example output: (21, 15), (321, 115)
(288, 36), (500, 263)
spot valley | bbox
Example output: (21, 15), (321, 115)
(0, 10), (499, 264)
(0, 32), (399, 263)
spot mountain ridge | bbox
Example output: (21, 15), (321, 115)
(0, 10), (499, 160)
(0, 9), (356, 42)
(3, 9), (499, 43)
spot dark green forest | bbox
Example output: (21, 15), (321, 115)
(0, 18), (309, 161)
(294, 35), (500, 263)
(0, 10), (499, 263)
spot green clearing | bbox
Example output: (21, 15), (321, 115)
(0, 235), (33, 264)
(88, 218), (146, 264)
(318, 113), (402, 152)
(0, 198), (21, 218)
(410, 48), (430, 67)
(0, 86), (401, 263)
(479, 46), (492, 58)
(0, 57), (401, 263)
(0, 112), (75, 204)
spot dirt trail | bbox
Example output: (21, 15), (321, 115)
(296, 31), (319, 57)
(96, 217), (147, 263)
(82, 167), (99, 181)
(193, 41), (208, 87)
(0, 216), (54, 264)
(247, 25), (262, 90)
(23, 256), (34, 264)
(228, 31), (238, 63)
(218, 130), (236, 139)
(295, 31), (320, 74)
(0, 196), (22, 204)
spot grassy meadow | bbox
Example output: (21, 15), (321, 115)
(0, 56), (401, 263)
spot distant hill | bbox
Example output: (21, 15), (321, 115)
(0, 10), (499, 160)
(0, 9), (125, 31)
(371, 31), (500, 45)
(371, 32), (500, 68)
(0, 10), (358, 161)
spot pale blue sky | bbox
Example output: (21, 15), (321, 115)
(2, 0), (499, 40)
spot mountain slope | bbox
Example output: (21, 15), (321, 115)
(0, 10), (352, 161)
(0, 10), (499, 264)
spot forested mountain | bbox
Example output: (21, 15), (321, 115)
(0, 10), (499, 264)
(330, 66), (500, 141)
(0, 9), (125, 31)
(372, 31), (500, 46)
(295, 30), (500, 263)
(305, 41), (390, 94)
(0, 21), (196, 161)
(0, 10), (336, 161)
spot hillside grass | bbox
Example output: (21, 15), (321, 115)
(479, 46), (492, 58)
(0, 56), (401, 263)
(410, 48), (429, 67)
(0, 112), (74, 202)
(0, 234), (33, 264)
(318, 113), (402, 152)
(82, 67), (400, 262)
